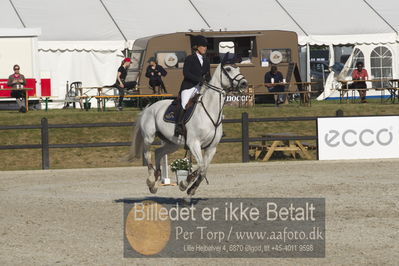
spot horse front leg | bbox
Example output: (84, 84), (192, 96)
(183, 142), (205, 196)
(186, 146), (217, 196)
(178, 143), (200, 192)
(202, 146), (217, 178)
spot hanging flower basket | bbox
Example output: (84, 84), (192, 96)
(170, 158), (192, 183)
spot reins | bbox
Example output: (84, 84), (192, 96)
(198, 64), (243, 149)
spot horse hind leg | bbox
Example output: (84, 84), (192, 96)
(141, 127), (158, 193)
(154, 142), (179, 176)
(143, 144), (157, 193)
(148, 142), (179, 194)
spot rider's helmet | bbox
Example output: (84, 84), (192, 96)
(192, 35), (208, 48)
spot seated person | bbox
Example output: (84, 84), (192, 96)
(114, 58), (136, 110)
(7, 64), (27, 113)
(352, 61), (368, 103)
(145, 57), (167, 94)
(264, 65), (285, 106)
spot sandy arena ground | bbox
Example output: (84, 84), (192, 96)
(0, 160), (398, 266)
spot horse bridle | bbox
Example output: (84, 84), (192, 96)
(220, 63), (246, 92)
(204, 64), (246, 94)
(199, 64), (246, 149)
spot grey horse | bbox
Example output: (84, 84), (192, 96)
(128, 63), (247, 196)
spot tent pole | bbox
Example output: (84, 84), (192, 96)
(188, 0), (211, 29)
(363, 0), (398, 34)
(275, 0), (308, 36)
(99, 0), (127, 41)
(9, 0), (25, 27)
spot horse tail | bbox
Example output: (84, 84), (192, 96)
(127, 112), (144, 162)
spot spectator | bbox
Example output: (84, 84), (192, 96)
(264, 65), (285, 106)
(114, 58), (137, 111)
(352, 61), (368, 103)
(7, 64), (27, 113)
(145, 57), (167, 94)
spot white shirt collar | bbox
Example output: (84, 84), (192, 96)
(196, 52), (203, 66)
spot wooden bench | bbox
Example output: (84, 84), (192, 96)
(249, 144), (265, 160)
(337, 88), (399, 103)
(0, 88), (33, 111)
(85, 94), (174, 111)
(374, 88), (399, 103)
(262, 91), (319, 106)
(250, 133), (313, 161)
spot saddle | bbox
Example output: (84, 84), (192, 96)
(163, 94), (200, 124)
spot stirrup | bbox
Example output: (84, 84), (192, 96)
(174, 125), (184, 137)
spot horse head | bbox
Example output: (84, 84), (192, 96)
(219, 53), (248, 93)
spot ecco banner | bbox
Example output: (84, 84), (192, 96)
(317, 116), (399, 160)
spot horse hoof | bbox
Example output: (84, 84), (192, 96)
(179, 181), (188, 191)
(149, 186), (158, 194)
(187, 188), (196, 196)
(146, 178), (155, 188)
(187, 186), (196, 196)
(154, 169), (161, 181)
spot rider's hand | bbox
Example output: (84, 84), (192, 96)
(199, 77), (206, 85)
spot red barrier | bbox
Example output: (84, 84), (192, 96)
(0, 78), (51, 97)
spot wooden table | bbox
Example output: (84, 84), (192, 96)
(338, 79), (398, 103)
(83, 93), (174, 111)
(0, 88), (33, 111)
(262, 81), (317, 106)
(249, 133), (313, 161)
(337, 88), (369, 103)
(74, 86), (117, 109)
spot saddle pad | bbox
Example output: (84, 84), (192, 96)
(163, 99), (197, 124)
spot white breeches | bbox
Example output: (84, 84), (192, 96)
(181, 86), (199, 109)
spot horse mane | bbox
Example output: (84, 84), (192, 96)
(200, 64), (221, 94)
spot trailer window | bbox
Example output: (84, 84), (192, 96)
(205, 37), (255, 64)
(156, 51), (187, 69)
(129, 51), (143, 70)
(260, 49), (291, 66)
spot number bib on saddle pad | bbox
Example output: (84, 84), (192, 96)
(163, 95), (199, 124)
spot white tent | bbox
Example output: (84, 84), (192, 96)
(1, 0), (398, 104)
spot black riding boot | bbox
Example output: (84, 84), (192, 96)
(174, 108), (186, 136)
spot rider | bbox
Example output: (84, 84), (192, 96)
(174, 35), (211, 136)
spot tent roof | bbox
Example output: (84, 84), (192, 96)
(188, 0), (306, 35)
(281, 0), (394, 35)
(1, 0), (398, 45)
(10, 0), (124, 41)
(103, 0), (208, 41)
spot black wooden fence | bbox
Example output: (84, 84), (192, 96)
(0, 111), (342, 169)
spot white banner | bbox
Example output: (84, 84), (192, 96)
(317, 116), (399, 160)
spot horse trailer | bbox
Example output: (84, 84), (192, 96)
(127, 30), (300, 96)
